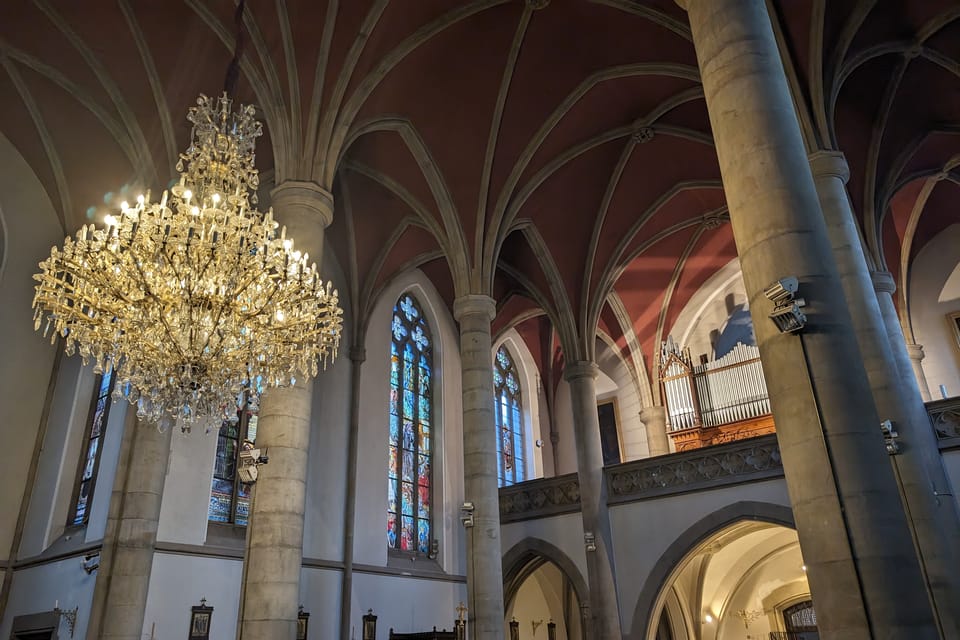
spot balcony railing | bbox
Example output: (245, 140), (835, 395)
(497, 399), (956, 521)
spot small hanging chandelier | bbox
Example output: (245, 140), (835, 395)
(31, 93), (343, 430)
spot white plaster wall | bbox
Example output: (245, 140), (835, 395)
(141, 552), (243, 640)
(301, 566), (343, 640)
(19, 357), (95, 556)
(0, 131), (62, 562)
(303, 328), (352, 560)
(354, 270), (466, 573)
(494, 329), (546, 481)
(596, 339), (649, 462)
(552, 381), (579, 475)
(910, 225), (960, 398)
(157, 425), (220, 545)
(0, 557), (97, 640)
(351, 572), (467, 635)
(609, 478), (791, 636)
(671, 258), (747, 362)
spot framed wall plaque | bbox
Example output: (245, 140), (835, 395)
(189, 599), (212, 639)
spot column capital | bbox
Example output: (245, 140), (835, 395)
(270, 181), (334, 228)
(674, 0), (689, 10)
(349, 346), (367, 363)
(563, 361), (599, 382)
(453, 294), (496, 322)
(906, 342), (926, 362)
(870, 270), (897, 294)
(808, 150), (850, 183)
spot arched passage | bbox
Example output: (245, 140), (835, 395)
(629, 502), (812, 640)
(502, 538), (589, 640)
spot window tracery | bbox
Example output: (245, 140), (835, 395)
(388, 293), (433, 553)
(494, 345), (525, 486)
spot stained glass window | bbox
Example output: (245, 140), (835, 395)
(208, 395), (259, 525)
(69, 369), (115, 526)
(494, 346), (525, 486)
(388, 294), (432, 554)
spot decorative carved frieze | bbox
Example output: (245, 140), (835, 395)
(499, 473), (580, 523)
(606, 434), (782, 503)
(929, 397), (960, 442)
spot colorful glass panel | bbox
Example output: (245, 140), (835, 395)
(207, 399), (258, 524)
(387, 294), (433, 553)
(493, 345), (525, 486)
(71, 368), (114, 526)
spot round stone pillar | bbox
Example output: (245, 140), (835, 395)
(812, 153), (960, 635)
(99, 417), (173, 640)
(639, 405), (670, 457)
(564, 362), (622, 640)
(453, 294), (505, 640)
(239, 182), (333, 640)
(677, 0), (938, 637)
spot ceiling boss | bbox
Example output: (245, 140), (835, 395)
(31, 93), (343, 431)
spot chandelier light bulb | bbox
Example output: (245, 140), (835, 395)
(32, 93), (344, 431)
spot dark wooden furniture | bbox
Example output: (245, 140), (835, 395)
(388, 628), (457, 640)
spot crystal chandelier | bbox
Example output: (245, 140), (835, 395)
(32, 93), (343, 429)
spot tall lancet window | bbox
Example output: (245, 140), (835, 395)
(388, 294), (433, 554)
(69, 368), (115, 526)
(494, 345), (525, 486)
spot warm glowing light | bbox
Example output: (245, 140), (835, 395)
(33, 93), (343, 431)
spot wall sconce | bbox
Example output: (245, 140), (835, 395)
(764, 276), (806, 334)
(460, 501), (475, 528)
(547, 619), (557, 640)
(53, 601), (77, 638)
(189, 598), (213, 639)
(297, 605), (310, 640)
(584, 532), (597, 553)
(880, 420), (901, 455)
(81, 551), (99, 574)
(509, 617), (520, 640)
(362, 609), (377, 640)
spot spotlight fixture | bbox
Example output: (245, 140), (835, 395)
(584, 532), (597, 553)
(763, 276), (806, 334)
(880, 419), (901, 455)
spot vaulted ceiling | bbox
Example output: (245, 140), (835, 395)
(1, 0), (956, 398)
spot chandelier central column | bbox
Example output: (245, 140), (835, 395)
(238, 182), (333, 640)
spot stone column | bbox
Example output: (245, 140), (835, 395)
(453, 294), (504, 640)
(639, 405), (670, 457)
(677, 0), (938, 637)
(339, 346), (365, 640)
(239, 182), (333, 639)
(812, 152), (960, 635)
(908, 343), (934, 401)
(564, 362), (622, 640)
(99, 416), (173, 640)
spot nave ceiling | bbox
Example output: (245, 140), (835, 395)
(0, 0), (956, 398)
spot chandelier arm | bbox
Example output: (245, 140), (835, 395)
(129, 248), (192, 364)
